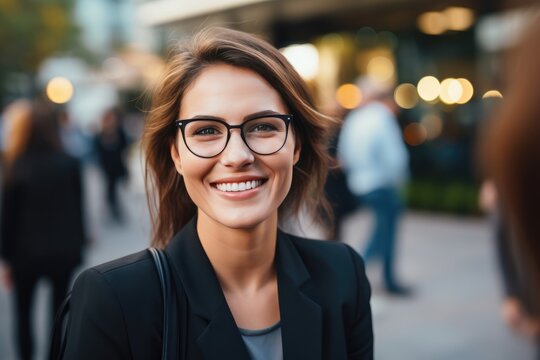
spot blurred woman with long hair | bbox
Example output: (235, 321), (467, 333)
(0, 98), (86, 360)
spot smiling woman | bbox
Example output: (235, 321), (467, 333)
(59, 27), (373, 359)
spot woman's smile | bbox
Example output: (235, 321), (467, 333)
(212, 178), (267, 193)
(210, 176), (268, 201)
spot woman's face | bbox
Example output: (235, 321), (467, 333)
(170, 63), (300, 230)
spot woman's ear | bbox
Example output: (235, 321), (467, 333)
(170, 142), (183, 175)
(293, 137), (301, 166)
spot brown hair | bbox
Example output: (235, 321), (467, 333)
(143, 27), (337, 248)
(487, 17), (540, 316)
(2, 100), (32, 170)
(2, 98), (62, 175)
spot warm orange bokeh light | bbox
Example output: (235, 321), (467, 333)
(46, 77), (74, 104)
(404, 123), (427, 146)
(456, 78), (474, 104)
(417, 76), (441, 102)
(482, 90), (503, 99)
(394, 83), (418, 109)
(336, 83), (362, 109)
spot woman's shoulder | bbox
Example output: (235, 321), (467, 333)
(65, 250), (163, 357)
(72, 250), (160, 302)
(281, 233), (370, 316)
(89, 249), (153, 274)
(287, 233), (360, 259)
(283, 232), (365, 277)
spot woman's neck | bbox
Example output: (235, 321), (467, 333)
(196, 210), (278, 292)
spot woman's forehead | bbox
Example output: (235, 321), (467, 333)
(179, 64), (287, 121)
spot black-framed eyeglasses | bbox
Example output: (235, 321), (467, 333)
(174, 114), (292, 158)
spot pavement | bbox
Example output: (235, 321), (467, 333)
(0, 149), (537, 359)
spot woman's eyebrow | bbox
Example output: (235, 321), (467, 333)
(185, 110), (283, 122)
(244, 110), (282, 120)
(188, 115), (224, 121)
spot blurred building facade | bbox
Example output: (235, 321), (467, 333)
(135, 0), (538, 215)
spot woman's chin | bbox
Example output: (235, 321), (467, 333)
(200, 208), (276, 231)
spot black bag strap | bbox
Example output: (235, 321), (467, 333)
(48, 292), (72, 359)
(149, 247), (180, 360)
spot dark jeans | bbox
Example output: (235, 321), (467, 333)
(12, 260), (76, 360)
(357, 187), (403, 289)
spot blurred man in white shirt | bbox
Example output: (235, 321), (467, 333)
(338, 77), (411, 295)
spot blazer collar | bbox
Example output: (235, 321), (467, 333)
(275, 229), (322, 360)
(165, 217), (322, 360)
(165, 217), (226, 319)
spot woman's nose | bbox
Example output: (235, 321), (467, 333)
(219, 131), (254, 167)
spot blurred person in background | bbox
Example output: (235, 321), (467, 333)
(59, 110), (91, 161)
(94, 107), (129, 223)
(338, 76), (411, 296)
(0, 97), (86, 360)
(486, 15), (540, 357)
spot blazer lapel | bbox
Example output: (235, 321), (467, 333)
(165, 218), (250, 360)
(276, 230), (322, 360)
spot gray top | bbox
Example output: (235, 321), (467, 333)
(238, 322), (283, 360)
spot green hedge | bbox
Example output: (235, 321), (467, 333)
(404, 180), (479, 215)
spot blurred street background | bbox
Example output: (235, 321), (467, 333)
(1, 0), (539, 359)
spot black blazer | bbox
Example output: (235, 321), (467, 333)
(0, 151), (86, 266)
(63, 218), (373, 359)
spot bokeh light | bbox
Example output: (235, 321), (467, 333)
(417, 76), (441, 102)
(281, 43), (320, 80)
(444, 7), (475, 31)
(46, 77), (74, 104)
(366, 56), (395, 83)
(394, 83), (418, 109)
(482, 90), (503, 99)
(439, 78), (462, 104)
(417, 12), (447, 35)
(456, 78), (474, 104)
(421, 113), (444, 140)
(404, 123), (428, 146)
(336, 83), (362, 109)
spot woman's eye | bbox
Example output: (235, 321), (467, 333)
(194, 127), (220, 136)
(250, 123), (277, 132)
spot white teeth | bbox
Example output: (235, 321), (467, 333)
(215, 180), (262, 192)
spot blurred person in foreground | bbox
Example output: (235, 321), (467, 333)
(94, 107), (129, 223)
(338, 76), (411, 296)
(0, 98), (86, 360)
(486, 16), (540, 356)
